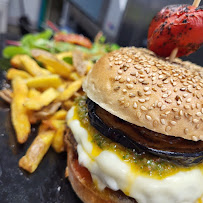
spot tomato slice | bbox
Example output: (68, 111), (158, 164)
(148, 4), (203, 57)
(54, 32), (92, 49)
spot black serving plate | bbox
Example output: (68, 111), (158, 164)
(0, 64), (82, 203)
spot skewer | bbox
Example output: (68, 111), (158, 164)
(169, 48), (178, 62)
(169, 0), (201, 62)
(193, 0), (201, 7)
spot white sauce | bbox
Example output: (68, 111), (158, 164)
(67, 107), (203, 203)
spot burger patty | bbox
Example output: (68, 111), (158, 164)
(64, 128), (137, 203)
(87, 98), (203, 166)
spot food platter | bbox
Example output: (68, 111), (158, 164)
(0, 70), (82, 203)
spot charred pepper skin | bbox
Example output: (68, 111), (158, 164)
(148, 4), (203, 57)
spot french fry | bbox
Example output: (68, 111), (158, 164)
(32, 49), (73, 78)
(57, 79), (83, 102)
(20, 55), (50, 76)
(10, 55), (23, 68)
(52, 121), (66, 153)
(42, 119), (65, 153)
(25, 88), (59, 111)
(45, 65), (56, 74)
(69, 72), (80, 81)
(19, 125), (55, 173)
(63, 100), (74, 110)
(11, 77), (30, 143)
(7, 68), (32, 80)
(55, 51), (72, 60)
(26, 74), (62, 89)
(49, 109), (67, 120)
(28, 88), (41, 99)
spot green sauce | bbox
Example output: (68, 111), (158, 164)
(74, 96), (189, 178)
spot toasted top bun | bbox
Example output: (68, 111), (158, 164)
(83, 47), (203, 141)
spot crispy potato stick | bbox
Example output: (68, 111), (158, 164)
(32, 49), (73, 78)
(19, 127), (55, 173)
(11, 77), (30, 143)
(20, 55), (50, 76)
(63, 100), (74, 110)
(7, 68), (32, 80)
(52, 121), (66, 153)
(26, 74), (62, 89)
(10, 55), (23, 68)
(55, 51), (72, 60)
(34, 102), (62, 118)
(49, 109), (67, 120)
(57, 79), (83, 102)
(0, 89), (13, 103)
(25, 88), (59, 111)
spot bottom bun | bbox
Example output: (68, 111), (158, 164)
(65, 130), (136, 203)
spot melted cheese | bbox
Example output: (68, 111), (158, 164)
(67, 106), (203, 203)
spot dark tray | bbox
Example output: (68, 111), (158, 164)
(0, 62), (82, 203)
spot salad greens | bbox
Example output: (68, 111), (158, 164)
(3, 29), (120, 60)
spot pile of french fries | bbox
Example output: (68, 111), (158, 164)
(0, 49), (93, 173)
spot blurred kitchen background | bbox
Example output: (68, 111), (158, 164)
(1, 0), (203, 65)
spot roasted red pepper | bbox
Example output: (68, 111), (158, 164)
(54, 32), (92, 49)
(148, 4), (203, 57)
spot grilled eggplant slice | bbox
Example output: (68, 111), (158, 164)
(87, 98), (203, 166)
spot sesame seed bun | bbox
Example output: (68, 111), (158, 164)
(83, 47), (203, 141)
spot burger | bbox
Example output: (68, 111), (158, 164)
(65, 47), (203, 203)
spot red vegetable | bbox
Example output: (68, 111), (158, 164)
(148, 4), (203, 57)
(54, 32), (92, 49)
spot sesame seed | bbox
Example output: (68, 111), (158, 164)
(196, 112), (202, 117)
(192, 136), (198, 141)
(118, 70), (122, 74)
(193, 119), (199, 123)
(126, 77), (131, 82)
(165, 126), (172, 132)
(162, 94), (168, 98)
(184, 128), (188, 134)
(141, 106), (147, 111)
(180, 110), (183, 116)
(146, 115), (152, 120)
(129, 93), (136, 97)
(184, 105), (190, 109)
(138, 91), (143, 97)
(145, 91), (151, 95)
(115, 76), (121, 81)
(138, 99), (145, 103)
(153, 120), (159, 127)
(186, 98), (192, 103)
(133, 102), (137, 109)
(161, 105), (166, 111)
(138, 78), (144, 83)
(126, 84), (133, 89)
(172, 108), (178, 112)
(183, 93), (188, 98)
(145, 97), (150, 101)
(124, 103), (130, 108)
(197, 103), (201, 109)
(122, 89), (127, 93)
(170, 121), (176, 125)
(165, 99), (172, 103)
(137, 111), (142, 118)
(114, 86), (120, 91)
(161, 119), (166, 125)
(144, 87), (150, 91)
